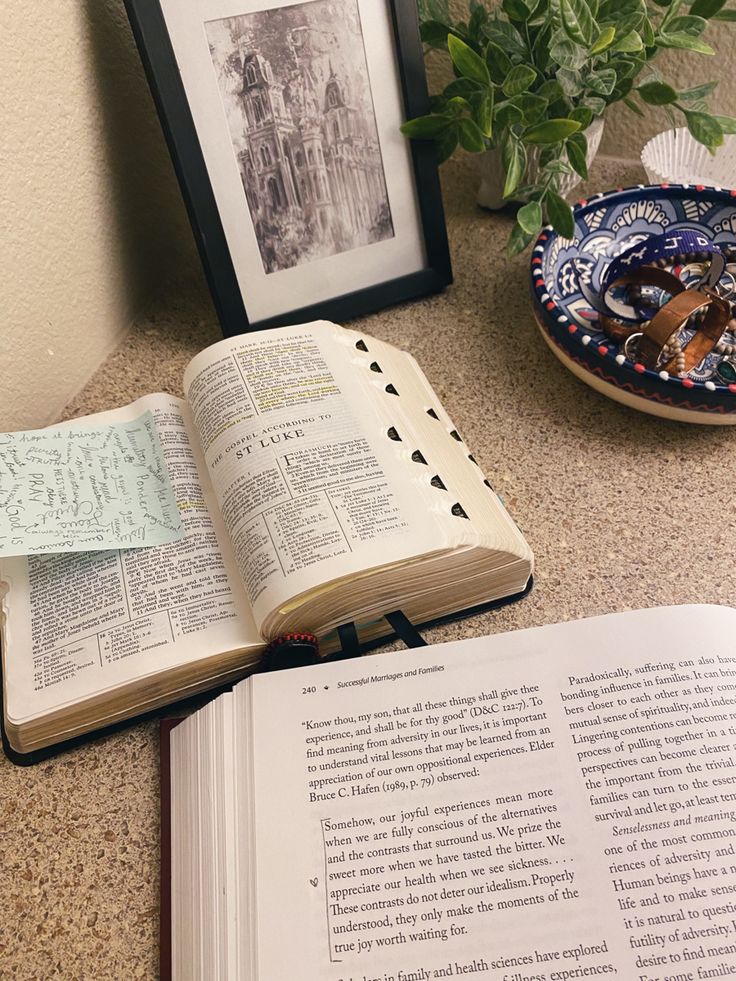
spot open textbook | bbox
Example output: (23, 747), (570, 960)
(0, 322), (532, 756)
(164, 605), (736, 981)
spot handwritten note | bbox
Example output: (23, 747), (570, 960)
(0, 412), (184, 556)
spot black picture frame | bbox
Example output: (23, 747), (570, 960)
(123, 0), (452, 336)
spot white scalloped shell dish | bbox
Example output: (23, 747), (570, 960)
(642, 128), (736, 188)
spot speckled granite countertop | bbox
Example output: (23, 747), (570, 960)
(2, 157), (735, 979)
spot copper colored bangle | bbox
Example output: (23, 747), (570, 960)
(599, 267), (687, 341)
(637, 288), (730, 373)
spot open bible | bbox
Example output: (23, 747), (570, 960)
(164, 604), (736, 981)
(0, 322), (532, 757)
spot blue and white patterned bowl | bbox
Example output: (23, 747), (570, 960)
(531, 183), (736, 423)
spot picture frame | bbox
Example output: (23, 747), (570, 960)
(124, 0), (452, 335)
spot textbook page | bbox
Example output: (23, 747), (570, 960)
(2, 394), (260, 725)
(183, 325), (458, 631)
(248, 605), (736, 981)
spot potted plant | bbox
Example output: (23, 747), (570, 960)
(402, 0), (736, 254)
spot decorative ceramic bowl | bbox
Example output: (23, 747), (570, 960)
(642, 128), (736, 188)
(531, 184), (736, 423)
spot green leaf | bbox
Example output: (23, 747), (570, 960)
(523, 117), (582, 143)
(590, 25), (616, 53)
(612, 11), (645, 38)
(678, 81), (718, 102)
(713, 114), (736, 134)
(567, 131), (589, 178)
(443, 78), (482, 99)
(503, 138), (528, 197)
(712, 7), (736, 19)
(458, 117), (487, 152)
(657, 32), (715, 53)
(544, 158), (574, 174)
(612, 30), (644, 51)
(503, 0), (532, 20)
(446, 96), (471, 116)
(472, 88), (495, 138)
(485, 40), (514, 83)
(623, 95), (646, 116)
(641, 16), (656, 47)
(517, 199), (543, 235)
(581, 94), (607, 115)
(495, 100), (525, 128)
(536, 79), (564, 102)
(503, 64), (538, 96)
(546, 189), (576, 239)
(690, 0), (727, 16)
(429, 92), (450, 112)
(557, 68), (584, 98)
(529, 0), (552, 22)
(506, 222), (535, 257)
(684, 109), (724, 149)
(532, 22), (554, 70)
(510, 92), (549, 124)
(447, 34), (491, 84)
(539, 146), (560, 167)
(559, 0), (596, 45)
(550, 34), (589, 69)
(586, 67), (617, 95)
(400, 114), (453, 139)
(483, 20), (528, 58)
(468, 3), (489, 40)
(637, 80), (678, 104)
(599, 0), (642, 19)
(420, 20), (453, 47)
(660, 0), (684, 31)
(418, 0), (451, 20)
(514, 182), (545, 198)
(569, 105), (594, 128)
(611, 79), (634, 101)
(435, 125), (460, 163)
(614, 57), (645, 81)
(667, 15), (708, 34)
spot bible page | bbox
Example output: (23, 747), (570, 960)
(183, 325), (466, 632)
(247, 604), (736, 981)
(1, 394), (260, 732)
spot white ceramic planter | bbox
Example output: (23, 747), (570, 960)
(476, 117), (605, 209)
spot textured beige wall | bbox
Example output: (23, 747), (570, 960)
(0, 0), (194, 432)
(436, 1), (736, 157)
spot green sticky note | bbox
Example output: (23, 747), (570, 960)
(0, 412), (184, 556)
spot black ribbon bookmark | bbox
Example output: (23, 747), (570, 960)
(330, 610), (427, 661)
(336, 621), (361, 660)
(384, 610), (428, 649)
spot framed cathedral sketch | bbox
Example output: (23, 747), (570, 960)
(124, 0), (452, 334)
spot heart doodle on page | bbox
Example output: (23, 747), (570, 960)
(310, 877), (318, 888)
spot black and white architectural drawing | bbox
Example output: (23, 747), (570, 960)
(206, 1), (394, 274)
